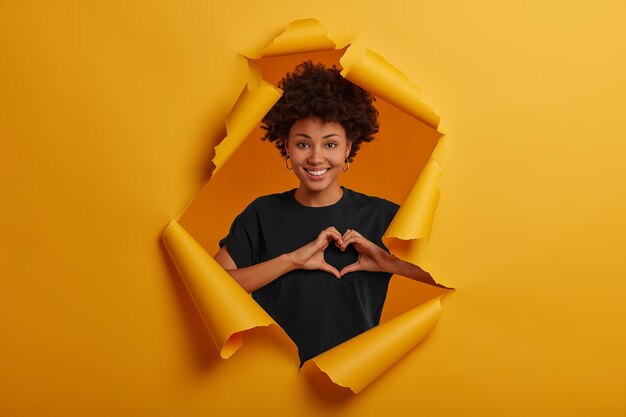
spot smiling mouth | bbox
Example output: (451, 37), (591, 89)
(304, 168), (330, 176)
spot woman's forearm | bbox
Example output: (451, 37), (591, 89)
(216, 228), (343, 293)
(224, 253), (297, 293)
(382, 253), (449, 288)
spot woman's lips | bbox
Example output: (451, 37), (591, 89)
(304, 167), (330, 179)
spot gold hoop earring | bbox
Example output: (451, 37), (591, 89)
(285, 154), (293, 170)
(342, 157), (350, 172)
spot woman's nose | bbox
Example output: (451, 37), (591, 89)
(307, 146), (324, 164)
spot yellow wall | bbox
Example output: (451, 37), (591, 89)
(1, 1), (625, 416)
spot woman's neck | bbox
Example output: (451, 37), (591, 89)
(294, 186), (343, 207)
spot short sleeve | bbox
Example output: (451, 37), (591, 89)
(378, 199), (400, 253)
(218, 204), (260, 268)
(383, 200), (400, 225)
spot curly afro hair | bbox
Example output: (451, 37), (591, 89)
(260, 60), (379, 162)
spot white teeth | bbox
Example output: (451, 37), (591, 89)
(307, 169), (328, 176)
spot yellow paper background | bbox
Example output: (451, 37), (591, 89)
(1, 1), (625, 416)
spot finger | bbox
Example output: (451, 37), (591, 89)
(328, 226), (343, 247)
(326, 226), (343, 244)
(327, 226), (341, 234)
(318, 230), (341, 248)
(340, 235), (362, 251)
(339, 262), (362, 276)
(342, 228), (361, 240)
(322, 227), (342, 243)
(341, 230), (361, 247)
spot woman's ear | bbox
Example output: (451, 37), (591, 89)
(346, 140), (352, 159)
(283, 139), (289, 156)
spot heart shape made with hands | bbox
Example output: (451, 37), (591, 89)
(323, 232), (360, 272)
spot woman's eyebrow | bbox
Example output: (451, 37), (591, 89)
(292, 133), (341, 139)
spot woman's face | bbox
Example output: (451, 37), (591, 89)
(285, 117), (351, 196)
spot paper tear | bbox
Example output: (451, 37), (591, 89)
(162, 220), (278, 358)
(259, 18), (336, 58)
(341, 47), (440, 129)
(211, 81), (281, 177)
(166, 18), (452, 394)
(212, 19), (345, 176)
(383, 149), (443, 243)
(306, 297), (444, 393)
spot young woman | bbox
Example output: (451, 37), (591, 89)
(214, 61), (442, 365)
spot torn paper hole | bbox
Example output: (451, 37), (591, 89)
(163, 18), (453, 394)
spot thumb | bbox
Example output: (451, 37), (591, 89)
(339, 262), (361, 277)
(320, 263), (341, 279)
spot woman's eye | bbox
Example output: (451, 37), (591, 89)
(326, 143), (337, 148)
(297, 143), (309, 148)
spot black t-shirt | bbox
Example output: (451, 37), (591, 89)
(219, 187), (400, 364)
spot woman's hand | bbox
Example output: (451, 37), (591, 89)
(337, 229), (393, 276)
(338, 228), (452, 289)
(289, 226), (343, 279)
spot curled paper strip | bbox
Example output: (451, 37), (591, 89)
(212, 80), (281, 176)
(165, 18), (451, 393)
(163, 221), (277, 358)
(258, 18), (337, 58)
(341, 48), (440, 129)
(303, 297), (443, 393)
(384, 150), (443, 243)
